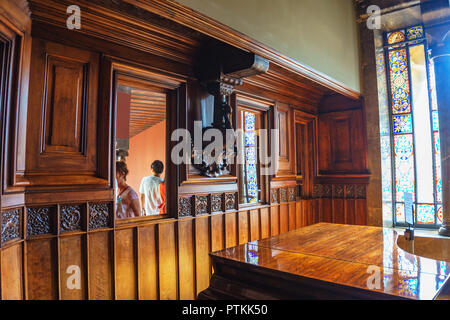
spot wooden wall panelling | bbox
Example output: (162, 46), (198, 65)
(87, 231), (113, 300)
(238, 210), (249, 245)
(249, 209), (260, 242)
(194, 216), (210, 296)
(25, 39), (103, 188)
(59, 234), (87, 300)
(279, 203), (289, 234)
(0, 243), (23, 300)
(274, 102), (295, 177)
(157, 222), (178, 300)
(25, 238), (58, 300)
(224, 212), (237, 249)
(114, 228), (137, 300)
(177, 218), (195, 300)
(210, 214), (225, 253)
(270, 205), (280, 236)
(260, 207), (270, 240)
(137, 224), (158, 300)
(295, 201), (303, 229)
(288, 203), (296, 231)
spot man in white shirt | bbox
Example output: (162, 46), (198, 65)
(140, 160), (165, 215)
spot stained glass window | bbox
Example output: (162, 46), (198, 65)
(383, 25), (443, 227)
(241, 110), (260, 204)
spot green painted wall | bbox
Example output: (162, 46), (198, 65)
(176, 0), (361, 92)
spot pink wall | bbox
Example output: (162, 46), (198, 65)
(126, 120), (166, 195)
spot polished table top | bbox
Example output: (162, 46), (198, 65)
(211, 223), (450, 299)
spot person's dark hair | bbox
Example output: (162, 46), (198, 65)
(151, 160), (164, 175)
(116, 161), (129, 180)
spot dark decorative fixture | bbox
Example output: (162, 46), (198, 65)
(193, 43), (269, 177)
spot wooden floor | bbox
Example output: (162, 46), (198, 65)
(201, 223), (450, 300)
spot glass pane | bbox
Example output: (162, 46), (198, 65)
(392, 114), (412, 134)
(437, 205), (443, 224)
(245, 131), (256, 147)
(406, 26), (424, 40)
(410, 44), (434, 204)
(434, 132), (442, 203)
(432, 111), (439, 131)
(394, 135), (415, 202)
(396, 203), (405, 224)
(246, 163), (258, 200)
(380, 135), (392, 202)
(245, 112), (255, 131)
(416, 204), (435, 224)
(387, 31), (405, 44)
(389, 49), (411, 114)
(246, 147), (256, 165)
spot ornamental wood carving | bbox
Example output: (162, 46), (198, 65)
(60, 205), (82, 232)
(27, 207), (54, 236)
(178, 196), (192, 217)
(333, 185), (345, 199)
(1, 209), (21, 243)
(270, 189), (278, 204)
(225, 193), (236, 211)
(194, 195), (208, 216)
(288, 187), (296, 202)
(211, 194), (222, 213)
(89, 203), (111, 230)
(280, 188), (288, 203)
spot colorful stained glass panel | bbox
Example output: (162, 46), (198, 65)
(245, 112), (255, 131)
(437, 205), (443, 224)
(246, 147), (256, 165)
(406, 26), (424, 40)
(392, 114), (412, 134)
(394, 135), (415, 202)
(245, 132), (256, 147)
(396, 203), (405, 224)
(387, 31), (406, 44)
(389, 49), (411, 114)
(432, 111), (439, 131)
(434, 132), (442, 203)
(416, 204), (435, 224)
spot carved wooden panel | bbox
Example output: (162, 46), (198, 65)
(1, 209), (21, 243)
(60, 204), (83, 232)
(42, 56), (86, 154)
(280, 188), (288, 203)
(210, 194), (222, 213)
(225, 193), (236, 211)
(333, 185), (345, 199)
(345, 185), (355, 198)
(318, 109), (366, 174)
(275, 103), (295, 177)
(25, 39), (100, 187)
(88, 202), (111, 230)
(194, 195), (208, 216)
(270, 189), (278, 204)
(356, 185), (366, 199)
(178, 196), (192, 217)
(288, 187), (296, 202)
(26, 206), (55, 237)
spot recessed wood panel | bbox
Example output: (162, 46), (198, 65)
(88, 231), (113, 300)
(26, 239), (58, 300)
(238, 211), (249, 245)
(275, 103), (295, 176)
(138, 225), (158, 300)
(356, 199), (368, 226)
(211, 214), (224, 253)
(43, 56), (85, 154)
(177, 219), (195, 300)
(59, 235), (86, 300)
(279, 204), (289, 234)
(296, 201), (303, 229)
(346, 199), (356, 225)
(195, 216), (210, 296)
(270, 206), (280, 236)
(249, 210), (260, 242)
(1, 243), (23, 300)
(260, 208), (269, 239)
(224, 212), (237, 248)
(333, 199), (345, 224)
(115, 229), (137, 300)
(158, 222), (177, 300)
(288, 203), (296, 231)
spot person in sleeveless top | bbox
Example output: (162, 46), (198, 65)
(116, 161), (141, 219)
(140, 160), (165, 215)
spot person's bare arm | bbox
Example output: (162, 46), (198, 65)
(131, 198), (141, 217)
(140, 194), (145, 212)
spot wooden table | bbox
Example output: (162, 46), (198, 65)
(199, 223), (450, 300)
